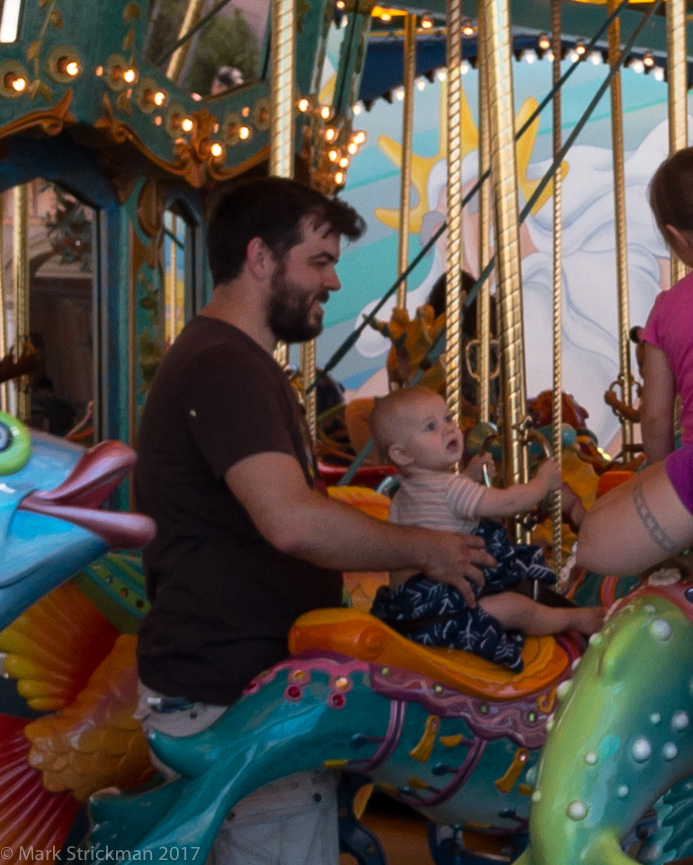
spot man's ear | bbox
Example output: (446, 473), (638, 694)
(246, 237), (275, 279)
(389, 443), (413, 468)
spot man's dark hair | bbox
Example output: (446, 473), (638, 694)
(206, 176), (366, 285)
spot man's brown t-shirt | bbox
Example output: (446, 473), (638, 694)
(135, 316), (342, 705)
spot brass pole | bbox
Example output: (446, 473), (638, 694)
(270, 0), (299, 402)
(667, 0), (688, 286)
(482, 0), (528, 541)
(607, 0), (633, 452)
(551, 0), (564, 567)
(166, 224), (177, 345)
(445, 0), (464, 429)
(166, 0), (208, 84)
(477, 0), (491, 424)
(396, 12), (417, 308)
(0, 192), (7, 412)
(13, 184), (30, 422)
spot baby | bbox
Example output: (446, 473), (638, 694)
(369, 386), (604, 671)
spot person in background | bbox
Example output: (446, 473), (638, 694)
(33, 376), (76, 436)
(134, 176), (496, 865)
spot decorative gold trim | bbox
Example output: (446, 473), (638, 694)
(0, 89), (74, 139)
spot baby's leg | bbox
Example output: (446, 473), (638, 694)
(479, 592), (605, 636)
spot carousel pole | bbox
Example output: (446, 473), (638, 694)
(0, 193), (7, 412)
(477, 0), (492, 425)
(550, 0), (564, 567)
(396, 12), (417, 308)
(13, 185), (29, 423)
(666, 0), (688, 285)
(445, 0), (465, 430)
(165, 0), (207, 84)
(270, 1), (306, 420)
(607, 0), (634, 453)
(482, 0), (529, 541)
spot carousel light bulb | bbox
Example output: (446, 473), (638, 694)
(347, 142), (358, 155)
(538, 32), (550, 51)
(436, 68), (447, 81)
(629, 58), (644, 74)
(569, 49), (579, 63)
(643, 51), (655, 68)
(325, 127), (337, 142)
(8, 74), (26, 92)
(575, 39), (586, 56)
(353, 130), (367, 144)
(297, 97), (310, 112)
(210, 142), (223, 158)
(153, 90), (166, 106)
(460, 60), (470, 75)
(181, 117), (194, 132)
(328, 149), (339, 161)
(589, 51), (603, 65)
(352, 102), (362, 115)
(524, 49), (537, 64)
(339, 156), (349, 168)
(461, 19), (475, 36)
(335, 170), (345, 184)
(653, 66), (665, 81)
(380, 11), (391, 22)
(320, 105), (332, 120)
(421, 14), (433, 29)
(416, 78), (426, 90)
(123, 67), (137, 84)
(546, 49), (554, 62)
(239, 126), (251, 140)
(336, 0), (345, 7)
(394, 86), (405, 101)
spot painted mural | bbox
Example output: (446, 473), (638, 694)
(315, 53), (687, 454)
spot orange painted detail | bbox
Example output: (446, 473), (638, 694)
(289, 609), (573, 701)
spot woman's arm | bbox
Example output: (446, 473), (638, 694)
(640, 343), (677, 464)
(577, 460), (693, 574)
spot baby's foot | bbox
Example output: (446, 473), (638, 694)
(571, 606), (606, 636)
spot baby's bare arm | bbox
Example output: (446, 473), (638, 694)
(474, 458), (561, 518)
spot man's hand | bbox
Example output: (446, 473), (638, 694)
(420, 531), (496, 607)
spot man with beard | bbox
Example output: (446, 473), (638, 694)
(134, 177), (495, 865)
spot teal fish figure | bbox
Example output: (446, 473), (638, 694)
(0, 410), (154, 630)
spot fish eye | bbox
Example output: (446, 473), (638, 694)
(0, 412), (31, 475)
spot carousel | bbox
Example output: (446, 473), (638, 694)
(0, 0), (692, 862)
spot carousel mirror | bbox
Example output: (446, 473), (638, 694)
(0, 181), (95, 442)
(144, 0), (270, 99)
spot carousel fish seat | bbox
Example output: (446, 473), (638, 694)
(288, 607), (583, 701)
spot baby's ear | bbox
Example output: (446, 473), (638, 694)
(389, 443), (413, 468)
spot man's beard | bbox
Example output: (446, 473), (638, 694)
(268, 264), (327, 343)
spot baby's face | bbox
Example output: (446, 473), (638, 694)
(396, 392), (463, 472)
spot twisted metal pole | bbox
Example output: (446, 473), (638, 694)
(445, 0), (464, 430)
(607, 0), (633, 453)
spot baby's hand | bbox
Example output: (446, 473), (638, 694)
(536, 457), (562, 494)
(465, 453), (496, 484)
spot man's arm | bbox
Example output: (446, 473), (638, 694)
(225, 452), (496, 606)
(640, 343), (676, 464)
